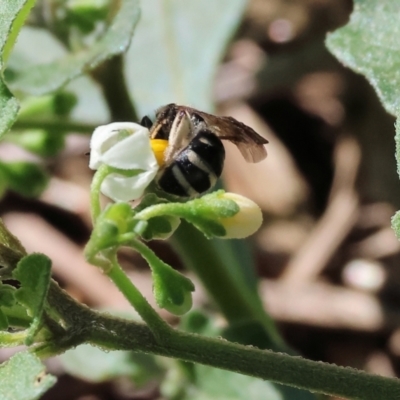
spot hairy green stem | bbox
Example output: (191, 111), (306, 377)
(128, 238), (171, 275)
(43, 276), (400, 399)
(85, 310), (400, 400)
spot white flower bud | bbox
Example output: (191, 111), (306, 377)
(89, 122), (159, 202)
(219, 193), (263, 239)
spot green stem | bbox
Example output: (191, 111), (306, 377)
(86, 311), (400, 400)
(43, 279), (400, 399)
(134, 202), (188, 220)
(0, 331), (27, 347)
(128, 238), (171, 275)
(106, 255), (173, 342)
(90, 165), (110, 223)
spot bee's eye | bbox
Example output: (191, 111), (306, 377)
(150, 139), (169, 166)
(140, 115), (153, 128)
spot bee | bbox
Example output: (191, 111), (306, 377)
(141, 103), (268, 198)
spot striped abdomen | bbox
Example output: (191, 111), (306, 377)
(156, 130), (225, 197)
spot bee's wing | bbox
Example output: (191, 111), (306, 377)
(195, 113), (268, 163)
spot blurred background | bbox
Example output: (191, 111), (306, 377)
(3, 0), (400, 398)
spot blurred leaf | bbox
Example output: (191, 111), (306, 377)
(0, 161), (49, 197)
(6, 130), (66, 157)
(0, 81), (19, 139)
(0, 1), (35, 138)
(61, 344), (162, 386)
(171, 222), (285, 351)
(163, 363), (314, 400)
(327, 0), (400, 116)
(18, 92), (78, 119)
(13, 254), (51, 344)
(0, 352), (56, 400)
(9, 0), (140, 95)
(179, 309), (219, 336)
(175, 312), (314, 400)
(126, 0), (247, 116)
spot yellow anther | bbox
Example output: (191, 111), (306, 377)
(150, 139), (169, 167)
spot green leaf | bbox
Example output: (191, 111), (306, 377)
(152, 262), (194, 316)
(0, 161), (49, 197)
(392, 210), (400, 239)
(1, 303), (30, 329)
(0, 284), (16, 308)
(0, 309), (8, 330)
(327, 1), (400, 243)
(61, 344), (162, 386)
(326, 0), (400, 116)
(1, 0), (36, 65)
(0, 80), (19, 139)
(9, 0), (140, 95)
(171, 222), (287, 351)
(13, 254), (52, 344)
(126, 0), (247, 115)
(186, 216), (226, 238)
(0, 352), (56, 400)
(141, 216), (175, 240)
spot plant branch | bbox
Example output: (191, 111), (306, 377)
(91, 55), (138, 122)
(85, 309), (400, 400)
(39, 278), (400, 399)
(89, 165), (110, 223)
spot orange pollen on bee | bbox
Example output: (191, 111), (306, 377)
(150, 139), (169, 167)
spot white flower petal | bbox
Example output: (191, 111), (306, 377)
(89, 122), (148, 170)
(101, 168), (158, 202)
(89, 122), (160, 201)
(101, 128), (158, 170)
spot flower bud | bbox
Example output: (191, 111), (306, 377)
(217, 193), (263, 239)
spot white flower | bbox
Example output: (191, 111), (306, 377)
(219, 193), (263, 239)
(89, 122), (159, 202)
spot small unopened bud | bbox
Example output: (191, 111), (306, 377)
(218, 193), (263, 239)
